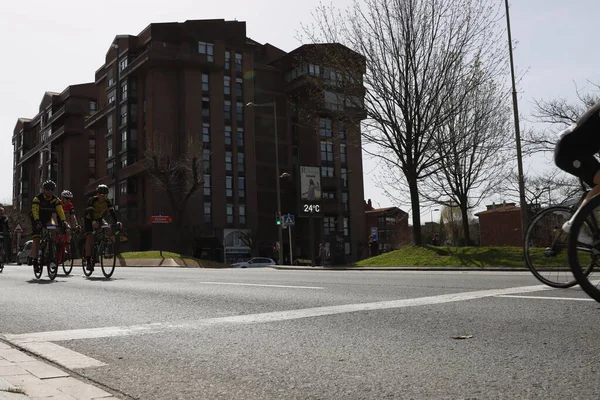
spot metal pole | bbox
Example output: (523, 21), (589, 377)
(309, 216), (315, 267)
(274, 101), (283, 266)
(505, 0), (528, 239)
(288, 221), (293, 266)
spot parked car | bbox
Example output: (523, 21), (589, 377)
(232, 257), (276, 268)
(17, 240), (32, 265)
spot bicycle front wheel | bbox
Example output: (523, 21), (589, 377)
(100, 238), (116, 278)
(524, 206), (577, 288)
(47, 242), (58, 281)
(568, 195), (600, 302)
(62, 241), (73, 275)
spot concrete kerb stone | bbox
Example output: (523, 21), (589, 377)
(271, 265), (531, 271)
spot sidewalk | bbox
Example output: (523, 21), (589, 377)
(0, 342), (118, 400)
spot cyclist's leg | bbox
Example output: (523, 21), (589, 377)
(29, 216), (41, 266)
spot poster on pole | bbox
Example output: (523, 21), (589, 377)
(300, 166), (322, 201)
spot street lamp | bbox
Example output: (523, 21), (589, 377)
(431, 208), (439, 239)
(504, 0), (528, 239)
(246, 101), (283, 265)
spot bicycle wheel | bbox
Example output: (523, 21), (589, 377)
(100, 238), (116, 278)
(568, 195), (600, 302)
(62, 241), (73, 275)
(524, 206), (579, 288)
(46, 242), (58, 281)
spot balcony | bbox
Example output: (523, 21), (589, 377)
(84, 102), (115, 129)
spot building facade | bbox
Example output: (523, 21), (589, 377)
(476, 202), (522, 247)
(12, 19), (367, 264)
(364, 200), (411, 252)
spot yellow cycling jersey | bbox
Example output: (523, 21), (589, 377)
(85, 195), (117, 221)
(31, 193), (66, 222)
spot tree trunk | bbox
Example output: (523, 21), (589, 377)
(408, 177), (422, 246)
(460, 206), (471, 246)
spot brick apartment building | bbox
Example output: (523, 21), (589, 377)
(475, 202), (522, 246)
(12, 19), (367, 264)
(12, 84), (97, 220)
(364, 199), (411, 252)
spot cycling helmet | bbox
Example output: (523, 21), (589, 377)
(96, 184), (109, 194)
(61, 190), (73, 199)
(42, 180), (56, 191)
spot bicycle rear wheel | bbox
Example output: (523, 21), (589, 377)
(62, 241), (73, 275)
(568, 195), (600, 302)
(524, 206), (578, 288)
(100, 238), (116, 278)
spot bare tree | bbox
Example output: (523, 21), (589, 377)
(524, 81), (600, 156)
(301, 0), (508, 245)
(144, 133), (204, 253)
(421, 73), (512, 245)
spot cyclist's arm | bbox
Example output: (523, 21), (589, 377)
(54, 202), (66, 223)
(32, 197), (40, 220)
(85, 198), (95, 220)
(69, 210), (78, 227)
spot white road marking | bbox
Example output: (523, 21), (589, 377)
(196, 282), (325, 289)
(2, 283), (554, 370)
(496, 294), (594, 302)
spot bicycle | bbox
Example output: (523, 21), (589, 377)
(523, 179), (594, 288)
(82, 223), (116, 278)
(56, 228), (76, 276)
(567, 190), (600, 302)
(33, 225), (60, 280)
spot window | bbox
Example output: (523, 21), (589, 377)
(198, 41), (214, 62)
(119, 57), (128, 72)
(239, 204), (246, 225)
(119, 181), (127, 195)
(308, 64), (320, 76)
(89, 138), (96, 155)
(107, 160), (115, 177)
(235, 53), (243, 73)
(236, 102), (243, 122)
(121, 82), (128, 100)
(342, 192), (349, 211)
(130, 80), (137, 99)
(203, 149), (211, 173)
(224, 76), (231, 95)
(120, 104), (127, 126)
(226, 204), (234, 224)
(342, 168), (348, 187)
(319, 118), (332, 137)
(225, 51), (231, 70)
(323, 191), (335, 200)
(237, 127), (244, 147)
(225, 151), (232, 172)
(121, 129), (127, 150)
(225, 126), (232, 146)
(107, 115), (113, 136)
(235, 78), (243, 98)
(202, 97), (210, 119)
(344, 217), (349, 236)
(130, 104), (137, 124)
(107, 68), (114, 87)
(226, 176), (233, 197)
(204, 174), (211, 196)
(237, 152), (244, 173)
(89, 158), (95, 169)
(120, 153), (128, 168)
(90, 101), (97, 113)
(345, 242), (351, 256)
(339, 121), (346, 139)
(107, 89), (116, 104)
(107, 137), (113, 158)
(340, 143), (347, 164)
(203, 123), (210, 144)
(130, 129), (138, 149)
(202, 73), (209, 92)
(324, 91), (343, 110)
(204, 202), (211, 223)
(320, 141), (334, 163)
(321, 166), (334, 178)
(324, 216), (336, 235)
(224, 100), (231, 120)
(238, 177), (245, 198)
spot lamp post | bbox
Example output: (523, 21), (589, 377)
(504, 0), (528, 239)
(246, 101), (283, 265)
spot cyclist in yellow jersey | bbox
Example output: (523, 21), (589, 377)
(29, 180), (68, 273)
(84, 184), (121, 271)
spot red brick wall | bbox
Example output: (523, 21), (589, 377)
(479, 210), (522, 247)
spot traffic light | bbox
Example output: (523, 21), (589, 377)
(276, 212), (281, 226)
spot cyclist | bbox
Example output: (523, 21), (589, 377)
(29, 180), (68, 273)
(554, 101), (600, 243)
(58, 190), (79, 256)
(84, 184), (121, 271)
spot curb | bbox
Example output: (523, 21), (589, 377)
(271, 266), (532, 271)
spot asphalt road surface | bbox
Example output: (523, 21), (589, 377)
(1, 265), (599, 399)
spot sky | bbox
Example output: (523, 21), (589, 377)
(1, 0), (600, 223)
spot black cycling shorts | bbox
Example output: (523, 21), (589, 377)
(554, 102), (600, 187)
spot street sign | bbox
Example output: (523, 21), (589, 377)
(150, 215), (173, 224)
(282, 214), (295, 227)
(13, 223), (23, 233)
(370, 227), (378, 241)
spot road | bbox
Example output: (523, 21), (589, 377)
(1, 264), (599, 399)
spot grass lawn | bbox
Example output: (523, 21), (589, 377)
(119, 251), (229, 268)
(354, 245), (569, 268)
